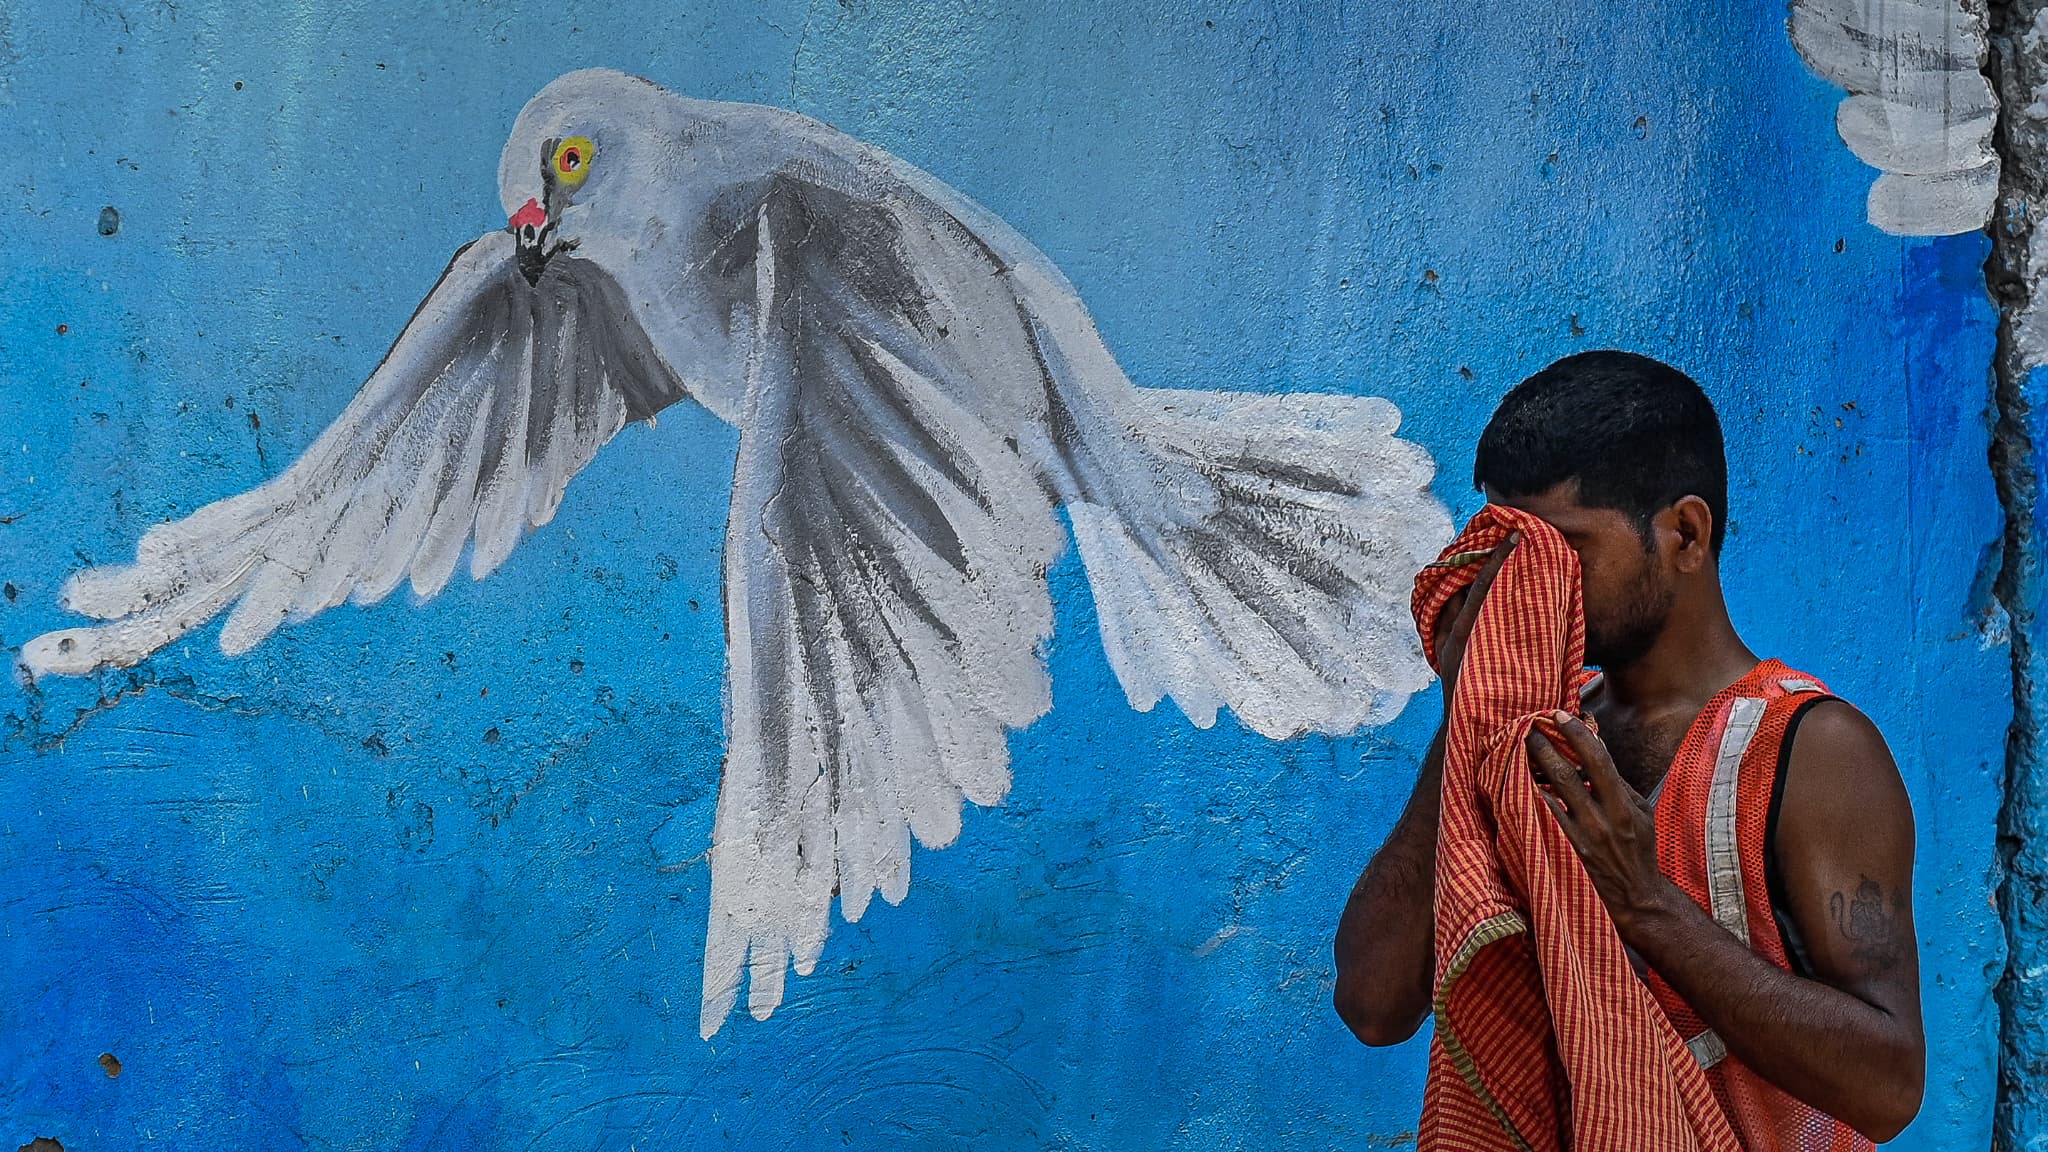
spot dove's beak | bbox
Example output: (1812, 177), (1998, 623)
(510, 198), (551, 286)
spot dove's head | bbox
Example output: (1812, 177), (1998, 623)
(498, 68), (670, 284)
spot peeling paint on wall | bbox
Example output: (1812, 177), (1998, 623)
(1791, 0), (2001, 235)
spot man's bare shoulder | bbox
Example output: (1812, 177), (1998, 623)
(1781, 697), (1908, 822)
(1768, 694), (1920, 1020)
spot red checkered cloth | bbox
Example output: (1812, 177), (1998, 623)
(1412, 504), (1740, 1152)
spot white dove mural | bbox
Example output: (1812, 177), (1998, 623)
(21, 68), (1452, 1037)
(1789, 0), (2000, 236)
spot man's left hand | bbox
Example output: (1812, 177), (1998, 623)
(1525, 710), (1677, 934)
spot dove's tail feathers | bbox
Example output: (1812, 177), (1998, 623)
(1011, 267), (1454, 739)
(1062, 388), (1453, 738)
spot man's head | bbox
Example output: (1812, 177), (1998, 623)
(1473, 351), (1727, 668)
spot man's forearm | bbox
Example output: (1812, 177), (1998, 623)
(1332, 728), (1445, 1045)
(1621, 884), (1922, 1141)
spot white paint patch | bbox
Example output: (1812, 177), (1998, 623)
(1790, 0), (2000, 236)
(21, 69), (1453, 1041)
(1193, 924), (1243, 958)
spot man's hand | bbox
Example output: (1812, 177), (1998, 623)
(1433, 532), (1519, 715)
(1524, 710), (1678, 933)
(1524, 703), (1924, 1141)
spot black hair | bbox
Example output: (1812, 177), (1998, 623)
(1473, 350), (1728, 554)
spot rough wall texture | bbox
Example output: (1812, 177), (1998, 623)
(1991, 1), (2048, 1147)
(0, 2), (2008, 1149)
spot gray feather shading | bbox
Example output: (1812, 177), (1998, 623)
(23, 231), (685, 675)
(24, 70), (1452, 1040)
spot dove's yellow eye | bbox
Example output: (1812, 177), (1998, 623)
(552, 137), (594, 189)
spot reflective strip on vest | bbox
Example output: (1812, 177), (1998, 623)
(1687, 695), (1769, 1069)
(1686, 1030), (1729, 1069)
(1706, 697), (1767, 943)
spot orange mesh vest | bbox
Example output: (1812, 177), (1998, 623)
(1639, 660), (1873, 1152)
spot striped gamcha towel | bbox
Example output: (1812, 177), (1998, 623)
(1411, 504), (1739, 1152)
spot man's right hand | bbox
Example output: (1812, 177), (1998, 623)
(1431, 531), (1520, 714)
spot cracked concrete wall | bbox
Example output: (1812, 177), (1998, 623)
(0, 2), (2011, 1149)
(1990, 2), (2048, 1148)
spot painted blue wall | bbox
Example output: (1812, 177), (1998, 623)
(0, 1), (2005, 1148)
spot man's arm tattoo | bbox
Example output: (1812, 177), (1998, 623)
(1828, 875), (1906, 974)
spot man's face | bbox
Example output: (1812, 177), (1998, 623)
(1487, 482), (1674, 668)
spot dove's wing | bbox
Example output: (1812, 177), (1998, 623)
(698, 172), (1069, 1037)
(1789, 0), (1999, 236)
(24, 230), (686, 676)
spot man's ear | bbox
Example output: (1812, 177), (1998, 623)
(1667, 495), (1715, 574)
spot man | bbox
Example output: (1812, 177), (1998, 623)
(1332, 351), (1924, 1145)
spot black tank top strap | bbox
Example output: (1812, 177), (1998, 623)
(1762, 688), (1837, 980)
